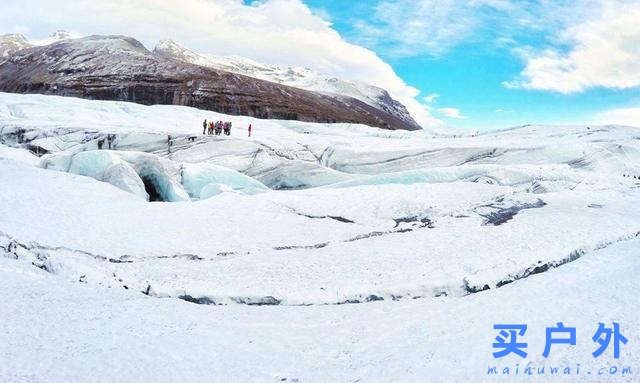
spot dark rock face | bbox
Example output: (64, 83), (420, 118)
(152, 39), (422, 131)
(0, 35), (422, 131)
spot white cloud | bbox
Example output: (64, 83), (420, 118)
(423, 93), (440, 103)
(593, 106), (640, 127)
(438, 107), (466, 119)
(9, 25), (30, 35)
(351, 0), (530, 58)
(507, 1), (640, 93)
(348, 0), (640, 98)
(354, 0), (481, 57)
(309, 7), (332, 22)
(0, 0), (444, 129)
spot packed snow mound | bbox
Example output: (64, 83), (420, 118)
(48, 150), (190, 202)
(42, 150), (185, 202)
(329, 163), (590, 190)
(242, 150), (356, 189)
(67, 151), (149, 200)
(116, 151), (190, 202)
(181, 162), (269, 198)
(67, 150), (125, 177)
(3, 93), (640, 194)
(100, 162), (149, 200)
(199, 183), (236, 199)
(0, 143), (39, 166)
(41, 149), (268, 201)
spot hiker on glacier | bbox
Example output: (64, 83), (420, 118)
(248, 124), (252, 137)
(202, 119), (207, 135)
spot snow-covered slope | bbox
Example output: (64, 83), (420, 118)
(30, 29), (76, 46)
(0, 30), (75, 59)
(0, 33), (31, 58)
(3, 235), (638, 382)
(1, 93), (639, 381)
(154, 39), (421, 130)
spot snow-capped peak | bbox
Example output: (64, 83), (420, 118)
(50, 30), (73, 40)
(153, 39), (207, 66)
(1, 29), (81, 58)
(32, 30), (79, 46)
(0, 33), (29, 44)
(155, 39), (183, 52)
(0, 33), (31, 58)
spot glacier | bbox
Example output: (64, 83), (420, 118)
(1, 92), (640, 382)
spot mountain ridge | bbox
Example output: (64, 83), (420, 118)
(153, 39), (421, 130)
(0, 33), (422, 131)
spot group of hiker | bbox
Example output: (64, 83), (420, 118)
(202, 119), (253, 137)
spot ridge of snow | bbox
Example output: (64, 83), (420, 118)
(0, 33), (31, 58)
(1, 30), (82, 59)
(31, 30), (80, 46)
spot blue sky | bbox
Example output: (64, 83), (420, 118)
(3, 0), (640, 131)
(301, 0), (640, 131)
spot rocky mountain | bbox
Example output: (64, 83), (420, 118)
(0, 30), (75, 59)
(31, 30), (76, 46)
(0, 34), (31, 58)
(154, 39), (421, 130)
(0, 34), (422, 130)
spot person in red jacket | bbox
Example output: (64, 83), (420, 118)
(248, 124), (252, 137)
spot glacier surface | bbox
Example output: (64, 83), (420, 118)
(1, 92), (639, 382)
